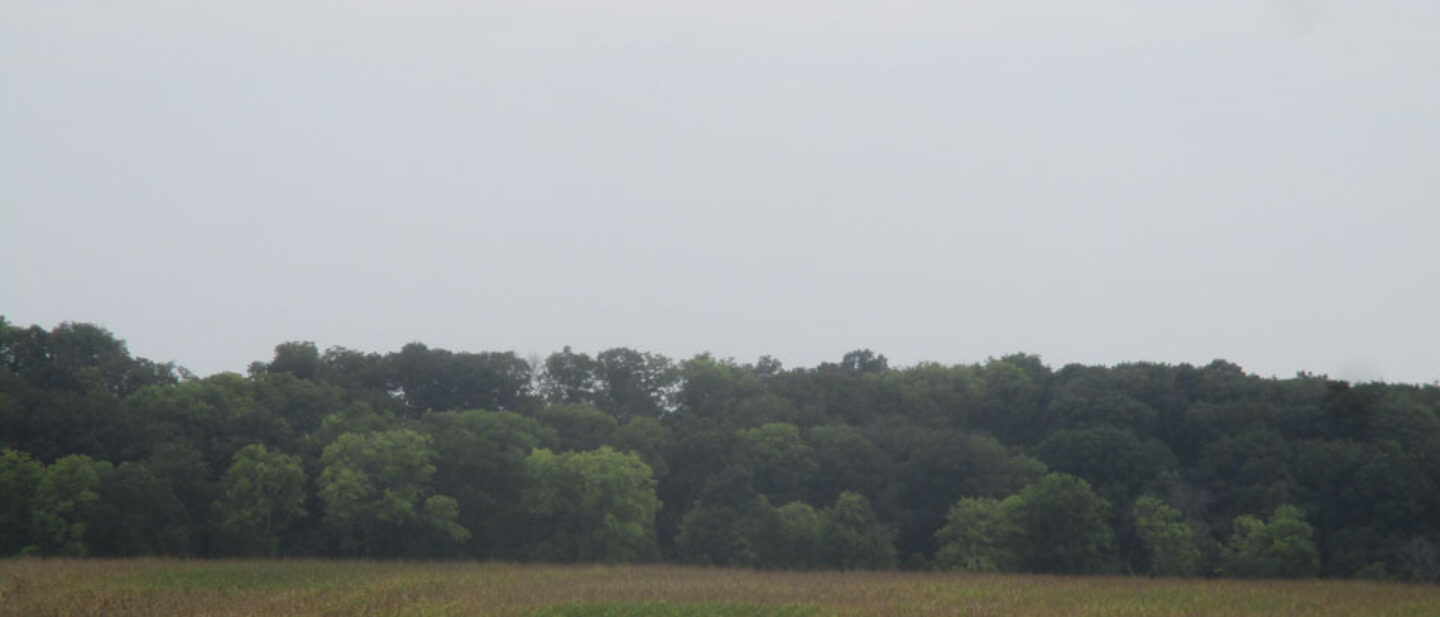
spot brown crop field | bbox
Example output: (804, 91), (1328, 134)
(1, 559), (1436, 617)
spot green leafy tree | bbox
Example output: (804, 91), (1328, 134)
(1007, 473), (1117, 574)
(806, 425), (892, 508)
(755, 500), (827, 569)
(30, 454), (112, 555)
(419, 410), (557, 558)
(537, 403), (619, 452)
(540, 346), (600, 405)
(674, 502), (755, 566)
(1132, 495), (1200, 576)
(214, 444), (307, 556)
(823, 491), (897, 569)
(1224, 504), (1320, 578)
(0, 448), (44, 554)
(615, 416), (671, 479)
(1035, 427), (1178, 507)
(264, 341), (321, 380)
(142, 443), (214, 555)
(522, 447), (661, 562)
(91, 462), (190, 556)
(890, 427), (1044, 560)
(737, 423), (817, 506)
(595, 347), (675, 422)
(318, 430), (467, 556)
(935, 497), (1017, 572)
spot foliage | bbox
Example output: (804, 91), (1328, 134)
(1005, 474), (1118, 574)
(214, 444), (307, 555)
(1224, 504), (1321, 578)
(935, 497), (1016, 572)
(2, 316), (1437, 578)
(522, 447), (661, 562)
(0, 448), (44, 554)
(822, 491), (896, 569)
(29, 454), (112, 555)
(317, 430), (467, 556)
(1132, 495), (1201, 576)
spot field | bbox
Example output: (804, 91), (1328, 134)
(1, 560), (1436, 617)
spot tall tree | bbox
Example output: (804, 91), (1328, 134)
(1006, 473), (1117, 574)
(935, 497), (1017, 572)
(29, 454), (112, 555)
(521, 447), (661, 562)
(213, 444), (307, 556)
(1132, 495), (1201, 576)
(0, 448), (43, 555)
(317, 430), (467, 556)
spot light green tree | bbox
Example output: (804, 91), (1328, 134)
(522, 446), (661, 562)
(30, 454), (112, 555)
(1224, 504), (1319, 578)
(935, 496), (1018, 572)
(318, 430), (468, 556)
(214, 444), (307, 555)
(1132, 495), (1201, 576)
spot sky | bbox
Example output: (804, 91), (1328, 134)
(2, 1), (1437, 384)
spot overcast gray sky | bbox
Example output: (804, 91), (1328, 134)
(2, 1), (1436, 383)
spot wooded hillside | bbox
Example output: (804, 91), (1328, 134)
(2, 318), (1436, 580)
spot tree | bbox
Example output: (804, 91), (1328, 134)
(521, 447), (661, 562)
(29, 454), (111, 555)
(265, 341), (321, 380)
(536, 404), (619, 452)
(824, 491), (897, 569)
(1035, 427), (1178, 508)
(736, 423), (817, 506)
(674, 502), (755, 566)
(1132, 495), (1200, 576)
(755, 500), (827, 569)
(806, 424), (893, 514)
(540, 346), (600, 405)
(935, 497), (1017, 572)
(213, 444), (307, 556)
(91, 462), (190, 556)
(419, 410), (557, 558)
(317, 430), (467, 556)
(1007, 473), (1117, 574)
(1223, 504), (1320, 578)
(615, 416), (671, 479)
(0, 448), (43, 555)
(595, 347), (675, 422)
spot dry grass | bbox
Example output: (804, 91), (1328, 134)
(1, 559), (1435, 617)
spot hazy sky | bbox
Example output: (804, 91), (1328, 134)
(2, 1), (1436, 383)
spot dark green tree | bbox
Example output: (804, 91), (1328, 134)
(0, 448), (44, 555)
(1007, 473), (1117, 574)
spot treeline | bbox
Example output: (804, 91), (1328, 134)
(1, 318), (1438, 581)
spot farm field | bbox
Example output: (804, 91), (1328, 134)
(1, 560), (1436, 617)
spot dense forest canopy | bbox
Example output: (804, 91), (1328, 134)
(1, 317), (1437, 581)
